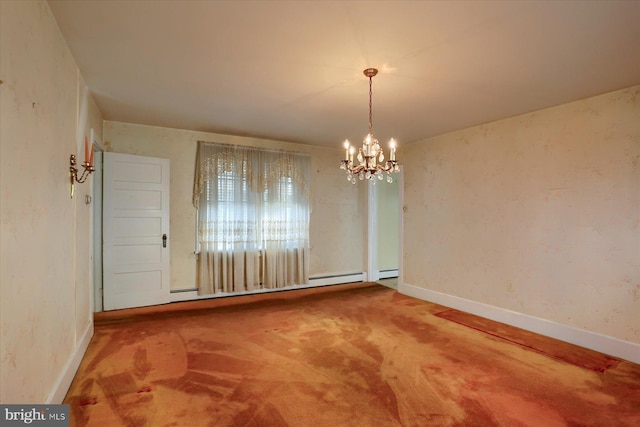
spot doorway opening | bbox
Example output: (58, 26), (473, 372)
(368, 168), (402, 289)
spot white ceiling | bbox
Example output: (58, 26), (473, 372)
(48, 0), (640, 148)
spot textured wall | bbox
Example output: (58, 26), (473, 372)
(103, 122), (365, 291)
(404, 85), (640, 344)
(0, 1), (100, 402)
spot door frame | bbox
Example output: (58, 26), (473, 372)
(366, 168), (403, 285)
(92, 147), (104, 312)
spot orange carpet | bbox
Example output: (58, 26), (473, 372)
(434, 309), (620, 373)
(65, 283), (640, 426)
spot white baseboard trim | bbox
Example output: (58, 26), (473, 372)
(170, 273), (366, 303)
(171, 289), (207, 302)
(46, 321), (94, 403)
(399, 282), (640, 365)
(378, 269), (399, 279)
(308, 272), (366, 287)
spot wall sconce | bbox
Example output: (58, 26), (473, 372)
(70, 135), (95, 198)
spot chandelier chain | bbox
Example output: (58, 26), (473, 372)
(368, 76), (373, 134)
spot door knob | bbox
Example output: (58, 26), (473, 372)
(162, 234), (167, 248)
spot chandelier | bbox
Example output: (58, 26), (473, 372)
(340, 68), (399, 184)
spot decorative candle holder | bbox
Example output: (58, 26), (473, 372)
(69, 154), (94, 198)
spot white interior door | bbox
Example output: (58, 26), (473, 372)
(103, 152), (170, 310)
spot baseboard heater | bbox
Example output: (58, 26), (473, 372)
(378, 269), (399, 279)
(307, 272), (366, 286)
(170, 272), (366, 303)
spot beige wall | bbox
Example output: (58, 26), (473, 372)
(403, 85), (640, 344)
(0, 1), (101, 402)
(103, 122), (365, 291)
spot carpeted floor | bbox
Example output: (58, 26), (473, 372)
(434, 309), (621, 373)
(65, 282), (640, 426)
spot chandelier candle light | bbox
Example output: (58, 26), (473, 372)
(340, 68), (399, 184)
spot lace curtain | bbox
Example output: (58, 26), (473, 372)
(193, 141), (311, 294)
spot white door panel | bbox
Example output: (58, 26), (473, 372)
(103, 152), (170, 310)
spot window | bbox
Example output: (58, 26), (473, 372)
(193, 142), (310, 294)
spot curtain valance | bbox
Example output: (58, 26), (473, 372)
(193, 141), (310, 208)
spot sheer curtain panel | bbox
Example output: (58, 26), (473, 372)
(193, 142), (310, 295)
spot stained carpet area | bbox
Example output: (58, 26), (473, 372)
(434, 309), (621, 373)
(65, 283), (640, 426)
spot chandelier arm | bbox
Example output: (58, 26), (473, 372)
(344, 160), (397, 174)
(346, 164), (366, 174)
